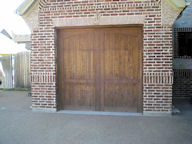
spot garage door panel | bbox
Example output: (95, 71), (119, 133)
(104, 32), (139, 79)
(104, 28), (140, 37)
(104, 49), (133, 79)
(68, 51), (94, 79)
(63, 84), (95, 110)
(62, 29), (94, 39)
(58, 29), (96, 110)
(62, 36), (95, 79)
(103, 27), (141, 112)
(104, 83), (137, 112)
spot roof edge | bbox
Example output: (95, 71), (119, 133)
(13, 34), (31, 43)
(171, 0), (186, 8)
(16, 0), (37, 16)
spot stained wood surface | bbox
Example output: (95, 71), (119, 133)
(57, 26), (142, 112)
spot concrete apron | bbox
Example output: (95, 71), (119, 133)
(32, 108), (172, 117)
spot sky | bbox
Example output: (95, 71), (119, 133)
(0, 0), (31, 35)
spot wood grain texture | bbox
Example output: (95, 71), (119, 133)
(57, 26), (142, 112)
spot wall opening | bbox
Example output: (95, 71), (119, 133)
(172, 3), (192, 115)
(177, 32), (192, 57)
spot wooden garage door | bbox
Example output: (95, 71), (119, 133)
(57, 26), (142, 112)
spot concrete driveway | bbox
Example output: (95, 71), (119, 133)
(0, 91), (192, 144)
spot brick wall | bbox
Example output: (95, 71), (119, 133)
(31, 0), (173, 114)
